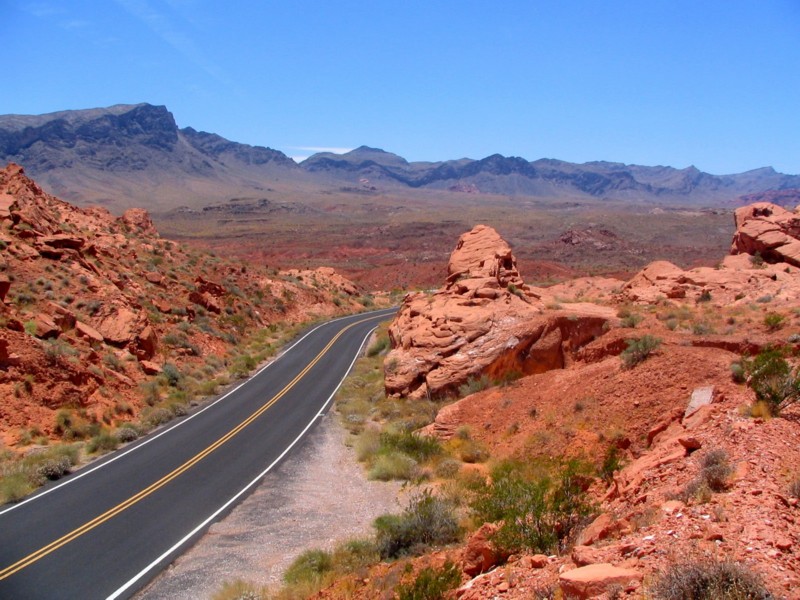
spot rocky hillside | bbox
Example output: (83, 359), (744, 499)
(2, 104), (799, 210)
(0, 163), (367, 448)
(313, 210), (800, 599)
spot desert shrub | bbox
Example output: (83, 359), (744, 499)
(620, 313), (643, 328)
(143, 407), (172, 429)
(396, 560), (462, 600)
(756, 294), (773, 303)
(730, 361), (746, 383)
(103, 352), (124, 372)
(367, 335), (390, 357)
(369, 452), (419, 481)
(54, 409), (90, 440)
(435, 458), (462, 478)
(211, 579), (267, 600)
(23, 320), (37, 336)
(788, 477), (800, 499)
(620, 335), (661, 369)
(692, 321), (714, 335)
(467, 459), (594, 555)
(743, 347), (800, 415)
(161, 363), (182, 387)
(140, 380), (161, 405)
(599, 445), (623, 482)
(379, 431), (442, 463)
(86, 431), (119, 454)
(115, 426), (139, 443)
(283, 549), (333, 585)
(373, 490), (461, 558)
(329, 538), (379, 573)
(764, 313), (785, 331)
(651, 559), (772, 600)
(750, 252), (765, 267)
(35, 455), (72, 481)
(699, 449), (733, 492)
(458, 375), (492, 397)
(682, 448), (732, 501)
(230, 353), (257, 378)
(43, 339), (76, 365)
(697, 290), (712, 303)
(456, 440), (489, 463)
(1, 445), (79, 502)
(0, 472), (34, 502)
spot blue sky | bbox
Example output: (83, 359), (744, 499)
(3, 1), (799, 174)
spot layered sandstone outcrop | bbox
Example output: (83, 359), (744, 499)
(385, 225), (610, 399)
(730, 201), (800, 266)
(621, 202), (800, 306)
(0, 163), (365, 444)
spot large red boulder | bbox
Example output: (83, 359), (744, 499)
(731, 202), (800, 266)
(385, 225), (610, 399)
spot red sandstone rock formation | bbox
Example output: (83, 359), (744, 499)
(730, 201), (800, 266)
(385, 225), (610, 399)
(0, 163), (365, 444)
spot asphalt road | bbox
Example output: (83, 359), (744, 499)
(0, 308), (395, 599)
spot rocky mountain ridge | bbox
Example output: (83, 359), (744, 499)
(2, 104), (799, 210)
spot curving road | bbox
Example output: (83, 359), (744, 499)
(0, 308), (395, 600)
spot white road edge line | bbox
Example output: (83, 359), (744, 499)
(105, 324), (379, 600)
(0, 310), (389, 517)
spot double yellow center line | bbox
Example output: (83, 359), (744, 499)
(0, 317), (364, 581)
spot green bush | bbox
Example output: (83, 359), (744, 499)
(367, 335), (390, 357)
(468, 459), (594, 555)
(620, 313), (643, 328)
(681, 448), (732, 502)
(368, 452), (418, 481)
(379, 431), (442, 463)
(743, 347), (799, 415)
(54, 409), (89, 440)
(764, 313), (785, 331)
(143, 407), (172, 429)
(86, 431), (119, 454)
(598, 445), (623, 483)
(730, 362), (746, 383)
(651, 559), (772, 600)
(458, 375), (492, 397)
(397, 560), (462, 600)
(373, 490), (461, 558)
(283, 549), (333, 585)
(162, 363), (182, 387)
(620, 335), (661, 369)
(0, 472), (33, 503)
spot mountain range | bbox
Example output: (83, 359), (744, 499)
(1, 103), (798, 211)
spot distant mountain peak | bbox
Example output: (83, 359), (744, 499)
(351, 145), (387, 153)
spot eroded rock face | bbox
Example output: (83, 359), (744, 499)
(385, 225), (609, 398)
(731, 202), (800, 266)
(621, 256), (800, 307)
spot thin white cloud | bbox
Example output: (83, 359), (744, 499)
(24, 3), (64, 18)
(289, 146), (354, 155)
(112, 0), (232, 87)
(62, 19), (90, 29)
